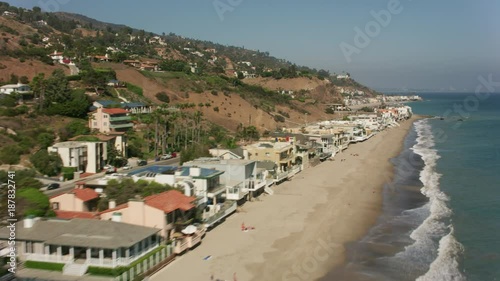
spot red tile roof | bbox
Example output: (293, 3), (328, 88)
(97, 191), (195, 215)
(102, 108), (129, 115)
(55, 210), (98, 219)
(73, 188), (99, 202)
(144, 190), (196, 213)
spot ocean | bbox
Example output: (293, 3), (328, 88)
(322, 93), (500, 281)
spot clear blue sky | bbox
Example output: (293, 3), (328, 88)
(7, 0), (500, 91)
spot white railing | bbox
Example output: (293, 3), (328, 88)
(84, 243), (160, 268)
(26, 253), (73, 263)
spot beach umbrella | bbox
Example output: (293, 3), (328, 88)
(181, 225), (197, 235)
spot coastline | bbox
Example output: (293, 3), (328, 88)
(151, 116), (420, 281)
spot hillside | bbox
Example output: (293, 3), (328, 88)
(0, 3), (378, 134)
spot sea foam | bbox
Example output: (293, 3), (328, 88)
(409, 119), (466, 281)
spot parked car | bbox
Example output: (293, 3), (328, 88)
(122, 164), (132, 170)
(137, 159), (147, 166)
(47, 183), (60, 190)
(171, 152), (177, 158)
(105, 166), (117, 174)
(160, 154), (173, 160)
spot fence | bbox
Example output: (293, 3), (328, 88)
(113, 244), (173, 281)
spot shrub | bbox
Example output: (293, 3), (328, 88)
(155, 91), (170, 103)
(0, 145), (23, 164)
(211, 90), (218, 96)
(24, 261), (64, 271)
(325, 107), (335, 114)
(274, 115), (285, 123)
(125, 82), (143, 96)
(62, 167), (77, 180)
(30, 150), (62, 176)
(213, 107), (219, 112)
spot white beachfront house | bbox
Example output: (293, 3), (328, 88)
(183, 158), (268, 201)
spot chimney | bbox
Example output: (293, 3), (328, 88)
(23, 216), (35, 229)
(108, 199), (116, 209)
(111, 212), (122, 223)
(243, 150), (249, 160)
(189, 167), (201, 177)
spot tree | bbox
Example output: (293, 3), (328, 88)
(237, 71), (244, 80)
(37, 133), (55, 148)
(155, 91), (170, 103)
(9, 73), (18, 84)
(17, 188), (54, 219)
(30, 150), (62, 176)
(19, 75), (29, 84)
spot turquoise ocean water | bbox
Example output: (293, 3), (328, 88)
(322, 93), (500, 281)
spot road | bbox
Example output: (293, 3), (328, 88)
(43, 158), (180, 197)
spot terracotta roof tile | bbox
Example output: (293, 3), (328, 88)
(102, 108), (129, 115)
(55, 210), (98, 219)
(144, 190), (196, 213)
(73, 188), (99, 202)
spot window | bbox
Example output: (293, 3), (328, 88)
(103, 122), (107, 126)
(93, 122), (97, 126)
(24, 241), (34, 253)
(265, 152), (270, 157)
(104, 115), (108, 118)
(52, 202), (59, 210)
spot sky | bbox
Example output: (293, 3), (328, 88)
(6, 0), (500, 91)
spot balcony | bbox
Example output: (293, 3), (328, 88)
(226, 184), (249, 201)
(204, 201), (237, 228)
(207, 184), (226, 198)
(110, 116), (132, 122)
(110, 123), (133, 129)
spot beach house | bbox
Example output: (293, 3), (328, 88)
(99, 190), (204, 243)
(0, 217), (162, 276)
(127, 165), (237, 229)
(183, 158), (268, 201)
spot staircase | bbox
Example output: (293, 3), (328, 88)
(63, 263), (89, 276)
(264, 186), (274, 195)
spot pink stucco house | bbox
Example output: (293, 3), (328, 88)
(99, 190), (201, 240)
(50, 188), (100, 219)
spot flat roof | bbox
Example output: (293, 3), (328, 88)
(0, 218), (159, 249)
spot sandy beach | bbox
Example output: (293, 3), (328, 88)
(150, 116), (419, 281)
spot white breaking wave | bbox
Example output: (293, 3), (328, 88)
(408, 119), (466, 281)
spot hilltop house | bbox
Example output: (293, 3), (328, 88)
(92, 100), (154, 114)
(89, 107), (133, 133)
(48, 141), (107, 174)
(70, 132), (127, 157)
(0, 83), (30, 95)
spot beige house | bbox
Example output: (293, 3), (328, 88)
(48, 141), (107, 174)
(244, 141), (295, 172)
(70, 132), (127, 157)
(89, 107), (133, 133)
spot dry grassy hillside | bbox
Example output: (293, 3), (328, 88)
(0, 57), (70, 83)
(245, 76), (330, 91)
